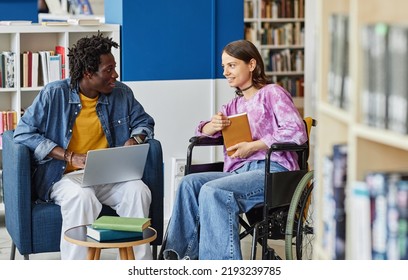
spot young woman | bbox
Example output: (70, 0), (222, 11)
(163, 39), (307, 260)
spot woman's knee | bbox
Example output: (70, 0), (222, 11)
(176, 174), (201, 196)
(198, 182), (222, 204)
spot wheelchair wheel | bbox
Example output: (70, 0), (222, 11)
(285, 170), (315, 260)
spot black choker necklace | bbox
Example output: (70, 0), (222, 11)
(235, 84), (254, 96)
(241, 84), (254, 92)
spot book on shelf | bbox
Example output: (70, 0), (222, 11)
(0, 20), (32, 26)
(67, 18), (100, 26)
(0, 53), (3, 87)
(371, 23), (390, 130)
(328, 14), (350, 110)
(1, 51), (15, 88)
(0, 112), (3, 148)
(366, 171), (408, 260)
(361, 24), (376, 127)
(321, 155), (335, 259)
(41, 21), (69, 26)
(39, 51), (50, 85)
(86, 225), (143, 242)
(21, 52), (29, 87)
(387, 24), (408, 135)
(331, 143), (347, 260)
(55, 46), (65, 79)
(48, 54), (61, 83)
(27, 51), (32, 87)
(349, 181), (371, 259)
(91, 216), (151, 232)
(221, 112), (253, 156)
(31, 52), (39, 87)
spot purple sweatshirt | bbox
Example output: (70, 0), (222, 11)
(196, 84), (307, 172)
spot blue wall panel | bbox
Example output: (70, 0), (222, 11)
(0, 0), (37, 22)
(105, 0), (243, 81)
(214, 0), (244, 79)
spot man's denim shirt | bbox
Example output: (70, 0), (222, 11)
(13, 78), (155, 202)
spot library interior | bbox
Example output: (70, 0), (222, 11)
(0, 0), (407, 261)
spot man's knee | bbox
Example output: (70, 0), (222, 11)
(126, 180), (152, 204)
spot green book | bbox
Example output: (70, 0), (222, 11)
(92, 216), (151, 232)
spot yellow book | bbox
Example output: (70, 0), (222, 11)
(221, 112), (253, 156)
(92, 216), (151, 232)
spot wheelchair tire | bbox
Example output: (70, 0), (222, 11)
(284, 170), (315, 260)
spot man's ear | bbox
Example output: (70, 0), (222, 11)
(83, 71), (92, 79)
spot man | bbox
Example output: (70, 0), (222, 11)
(13, 33), (155, 260)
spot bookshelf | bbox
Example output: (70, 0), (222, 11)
(244, 0), (305, 115)
(0, 23), (120, 133)
(315, 0), (408, 259)
(0, 23), (120, 207)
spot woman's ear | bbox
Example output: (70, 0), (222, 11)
(249, 58), (257, 72)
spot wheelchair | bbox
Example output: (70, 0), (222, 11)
(160, 118), (316, 260)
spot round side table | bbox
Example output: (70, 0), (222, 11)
(64, 225), (157, 260)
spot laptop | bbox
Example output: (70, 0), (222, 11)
(65, 143), (150, 187)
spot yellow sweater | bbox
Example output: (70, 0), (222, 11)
(66, 93), (108, 172)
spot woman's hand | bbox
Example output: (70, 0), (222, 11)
(202, 112), (231, 135)
(210, 112), (231, 131)
(227, 140), (268, 159)
(227, 142), (254, 159)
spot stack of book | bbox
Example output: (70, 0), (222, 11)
(87, 216), (151, 242)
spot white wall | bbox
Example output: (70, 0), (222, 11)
(126, 79), (234, 220)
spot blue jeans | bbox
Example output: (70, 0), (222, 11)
(163, 160), (288, 260)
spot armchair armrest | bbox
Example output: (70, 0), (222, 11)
(143, 138), (164, 245)
(2, 130), (33, 250)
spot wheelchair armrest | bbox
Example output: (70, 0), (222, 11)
(186, 136), (224, 175)
(267, 142), (309, 171)
(269, 142), (308, 153)
(188, 136), (224, 146)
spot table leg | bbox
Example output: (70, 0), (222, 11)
(127, 247), (135, 260)
(119, 248), (128, 260)
(87, 247), (96, 260)
(94, 248), (101, 260)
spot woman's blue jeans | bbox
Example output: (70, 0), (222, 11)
(163, 160), (288, 260)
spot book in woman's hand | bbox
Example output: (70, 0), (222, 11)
(221, 112), (253, 156)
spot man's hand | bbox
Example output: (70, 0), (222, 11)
(124, 138), (137, 146)
(71, 153), (87, 169)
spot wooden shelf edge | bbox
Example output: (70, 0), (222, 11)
(353, 123), (408, 151)
(318, 102), (351, 124)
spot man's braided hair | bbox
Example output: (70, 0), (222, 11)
(67, 32), (119, 89)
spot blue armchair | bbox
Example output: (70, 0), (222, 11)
(2, 130), (164, 260)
